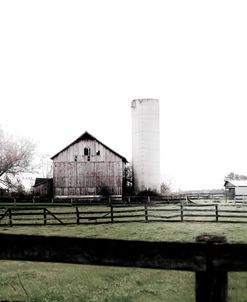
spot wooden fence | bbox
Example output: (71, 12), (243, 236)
(0, 192), (227, 205)
(1, 203), (247, 226)
(0, 233), (246, 301)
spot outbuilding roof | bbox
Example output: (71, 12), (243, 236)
(51, 131), (128, 163)
(33, 178), (53, 187)
(224, 180), (247, 188)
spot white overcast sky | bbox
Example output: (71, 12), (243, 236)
(1, 1), (247, 191)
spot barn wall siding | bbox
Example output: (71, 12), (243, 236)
(53, 139), (125, 197)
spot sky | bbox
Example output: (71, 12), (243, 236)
(1, 1), (247, 191)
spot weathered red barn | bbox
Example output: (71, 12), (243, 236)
(51, 132), (127, 198)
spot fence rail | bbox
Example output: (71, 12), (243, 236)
(0, 233), (246, 301)
(1, 203), (247, 226)
(0, 193), (227, 205)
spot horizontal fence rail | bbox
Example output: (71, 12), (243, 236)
(0, 233), (246, 301)
(1, 203), (247, 226)
(0, 193), (228, 205)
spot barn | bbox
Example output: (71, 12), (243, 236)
(33, 178), (53, 197)
(224, 180), (247, 201)
(51, 131), (128, 198)
(0, 182), (9, 197)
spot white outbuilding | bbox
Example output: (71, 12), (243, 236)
(224, 180), (247, 202)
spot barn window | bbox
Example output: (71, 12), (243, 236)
(74, 154), (78, 162)
(96, 150), (100, 155)
(84, 148), (90, 156)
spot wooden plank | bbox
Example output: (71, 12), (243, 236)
(110, 204), (114, 223)
(195, 235), (228, 302)
(0, 209), (10, 221)
(76, 207), (80, 225)
(8, 209), (12, 227)
(45, 209), (64, 224)
(0, 234), (206, 271)
(1, 233), (247, 272)
(144, 203), (148, 223)
(196, 271), (227, 302)
(44, 209), (47, 225)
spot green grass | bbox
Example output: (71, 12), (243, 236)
(1, 218), (247, 301)
(0, 261), (194, 302)
(1, 220), (247, 243)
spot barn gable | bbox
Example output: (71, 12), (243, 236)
(51, 131), (127, 163)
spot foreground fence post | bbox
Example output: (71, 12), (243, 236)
(8, 209), (13, 227)
(76, 207), (80, 225)
(144, 203), (149, 223)
(180, 204), (184, 222)
(110, 204), (114, 223)
(215, 205), (219, 222)
(196, 235), (227, 302)
(44, 209), (47, 225)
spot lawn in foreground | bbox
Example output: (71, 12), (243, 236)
(0, 261), (194, 302)
(1, 222), (247, 301)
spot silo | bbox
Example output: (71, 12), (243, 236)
(131, 99), (160, 193)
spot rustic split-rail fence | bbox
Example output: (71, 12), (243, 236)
(1, 202), (247, 226)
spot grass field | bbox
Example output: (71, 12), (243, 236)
(1, 217), (247, 301)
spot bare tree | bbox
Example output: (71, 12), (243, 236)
(160, 178), (172, 195)
(0, 127), (35, 191)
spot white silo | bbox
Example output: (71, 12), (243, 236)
(131, 99), (160, 193)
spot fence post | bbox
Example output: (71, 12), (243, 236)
(147, 196), (151, 203)
(196, 235), (227, 302)
(76, 207), (80, 225)
(215, 205), (219, 222)
(44, 209), (47, 225)
(110, 203), (114, 223)
(144, 203), (149, 223)
(8, 209), (13, 227)
(180, 204), (184, 222)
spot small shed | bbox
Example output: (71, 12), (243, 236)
(0, 180), (9, 197)
(51, 131), (128, 198)
(224, 180), (247, 201)
(33, 178), (53, 197)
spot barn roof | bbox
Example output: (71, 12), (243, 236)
(51, 131), (128, 162)
(33, 178), (53, 187)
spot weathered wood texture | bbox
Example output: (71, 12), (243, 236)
(53, 139), (125, 197)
